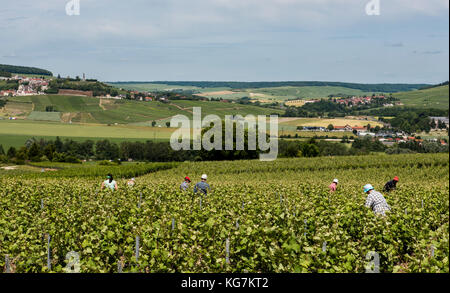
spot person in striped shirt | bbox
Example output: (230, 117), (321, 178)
(363, 184), (391, 216)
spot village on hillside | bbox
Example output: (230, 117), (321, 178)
(0, 75), (49, 96)
(0, 74), (171, 102)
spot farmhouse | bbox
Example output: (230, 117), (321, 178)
(333, 125), (354, 132)
(333, 125), (368, 132)
(352, 126), (367, 132)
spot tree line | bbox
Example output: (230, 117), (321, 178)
(45, 78), (121, 97)
(0, 80), (19, 91)
(1, 135), (447, 165)
(283, 96), (399, 118)
(0, 64), (53, 76)
(278, 137), (386, 158)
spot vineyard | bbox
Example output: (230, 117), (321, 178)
(0, 154), (448, 273)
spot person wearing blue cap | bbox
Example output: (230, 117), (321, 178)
(363, 184), (390, 216)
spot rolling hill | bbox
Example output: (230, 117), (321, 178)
(0, 94), (284, 149)
(110, 81), (431, 103)
(392, 85), (449, 110)
(0, 95), (283, 125)
(0, 64), (53, 76)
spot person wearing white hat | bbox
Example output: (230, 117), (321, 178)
(194, 174), (211, 195)
(329, 179), (338, 193)
(363, 184), (391, 216)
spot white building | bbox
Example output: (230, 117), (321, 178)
(358, 132), (376, 137)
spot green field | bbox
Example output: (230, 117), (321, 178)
(170, 100), (283, 116)
(393, 85), (449, 109)
(0, 154), (448, 272)
(0, 116), (368, 149)
(27, 111), (61, 121)
(1, 95), (283, 125)
(0, 120), (175, 149)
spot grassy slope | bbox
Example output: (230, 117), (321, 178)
(0, 120), (175, 149)
(393, 85), (449, 109)
(2, 95), (283, 124)
(170, 100), (283, 117)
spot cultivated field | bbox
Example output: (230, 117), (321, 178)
(0, 95), (283, 125)
(27, 111), (61, 122)
(279, 117), (384, 128)
(285, 100), (307, 107)
(0, 120), (175, 149)
(0, 154), (448, 273)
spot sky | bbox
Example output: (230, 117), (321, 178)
(0, 0), (448, 83)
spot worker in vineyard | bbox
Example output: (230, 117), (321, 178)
(329, 179), (338, 193)
(180, 176), (191, 191)
(363, 184), (391, 216)
(127, 178), (136, 187)
(101, 173), (118, 191)
(194, 174), (211, 195)
(383, 176), (399, 193)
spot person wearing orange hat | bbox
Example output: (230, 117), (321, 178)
(383, 176), (399, 193)
(180, 176), (191, 191)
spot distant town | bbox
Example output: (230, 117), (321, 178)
(0, 75), (49, 96)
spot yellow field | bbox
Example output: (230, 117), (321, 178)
(279, 130), (355, 137)
(285, 100), (306, 107)
(279, 117), (383, 128)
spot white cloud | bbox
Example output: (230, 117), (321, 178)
(0, 0), (447, 82)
